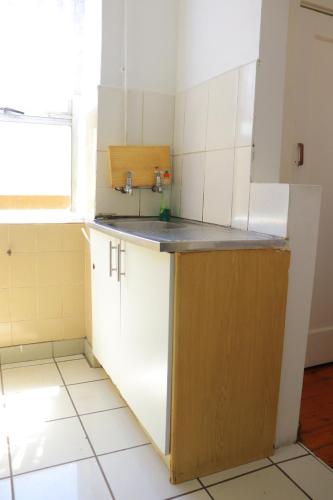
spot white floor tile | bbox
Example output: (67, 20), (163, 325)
(2, 363), (63, 394)
(279, 455), (333, 500)
(200, 458), (271, 486)
(68, 379), (125, 415)
(208, 466), (307, 499)
(2, 358), (54, 370)
(99, 444), (201, 500)
(0, 479), (12, 500)
(176, 491), (211, 499)
(10, 417), (93, 475)
(55, 354), (84, 362)
(57, 359), (107, 385)
(270, 444), (308, 463)
(13, 458), (111, 500)
(0, 435), (10, 479)
(81, 408), (149, 455)
(4, 386), (75, 425)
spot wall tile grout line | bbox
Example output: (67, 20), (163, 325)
(53, 359), (116, 500)
(0, 364), (16, 500)
(268, 458), (313, 499)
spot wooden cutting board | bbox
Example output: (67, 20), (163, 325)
(108, 145), (171, 188)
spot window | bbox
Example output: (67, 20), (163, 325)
(0, 0), (85, 209)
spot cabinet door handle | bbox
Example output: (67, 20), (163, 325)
(109, 241), (117, 277)
(297, 142), (304, 167)
(117, 243), (126, 282)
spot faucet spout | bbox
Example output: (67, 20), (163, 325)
(115, 171), (133, 195)
(152, 168), (163, 193)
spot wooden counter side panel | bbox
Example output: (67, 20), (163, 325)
(170, 249), (290, 484)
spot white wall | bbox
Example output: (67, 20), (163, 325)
(252, 0), (291, 183)
(176, 0), (262, 91)
(101, 0), (178, 93)
(127, 0), (178, 94)
(95, 0), (177, 216)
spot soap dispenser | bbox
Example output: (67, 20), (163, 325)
(159, 170), (171, 221)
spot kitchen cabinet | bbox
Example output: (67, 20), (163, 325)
(90, 229), (174, 453)
(90, 228), (290, 484)
(90, 230), (121, 385)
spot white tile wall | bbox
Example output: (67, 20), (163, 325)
(236, 62), (257, 148)
(231, 146), (252, 230)
(142, 92), (174, 146)
(95, 86), (175, 217)
(203, 149), (234, 226)
(173, 93), (186, 154)
(206, 69), (239, 151)
(183, 84), (209, 154)
(173, 61), (257, 228)
(170, 156), (182, 217)
(126, 90), (144, 145)
(95, 61), (256, 224)
(97, 86), (124, 151)
(180, 153), (205, 221)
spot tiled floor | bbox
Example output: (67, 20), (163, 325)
(0, 356), (333, 499)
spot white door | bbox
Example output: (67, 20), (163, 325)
(293, 6), (333, 365)
(119, 241), (174, 454)
(90, 229), (121, 384)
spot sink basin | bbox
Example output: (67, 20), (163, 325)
(108, 220), (186, 232)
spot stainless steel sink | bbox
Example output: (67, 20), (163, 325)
(108, 220), (186, 231)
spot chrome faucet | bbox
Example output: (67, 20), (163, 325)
(152, 168), (163, 193)
(116, 171), (133, 195)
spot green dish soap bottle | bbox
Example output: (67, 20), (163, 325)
(159, 170), (171, 221)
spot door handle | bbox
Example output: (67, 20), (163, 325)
(297, 143), (304, 167)
(117, 243), (126, 282)
(109, 241), (118, 277)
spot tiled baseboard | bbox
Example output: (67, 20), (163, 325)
(0, 338), (85, 365)
(84, 339), (101, 368)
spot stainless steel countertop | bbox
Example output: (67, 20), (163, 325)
(87, 217), (287, 252)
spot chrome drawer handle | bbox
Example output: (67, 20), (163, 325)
(109, 241), (117, 277)
(117, 244), (126, 282)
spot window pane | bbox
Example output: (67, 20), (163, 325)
(0, 122), (71, 196)
(0, 0), (85, 113)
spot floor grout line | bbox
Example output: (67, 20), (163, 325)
(66, 377), (110, 387)
(0, 365), (16, 500)
(274, 464), (313, 499)
(270, 453), (310, 465)
(53, 359), (116, 500)
(197, 478), (215, 499)
(96, 442), (151, 458)
(164, 486), (206, 500)
(268, 458), (313, 499)
(297, 441), (333, 475)
(199, 464), (274, 489)
(10, 456), (95, 479)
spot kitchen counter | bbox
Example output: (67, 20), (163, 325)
(87, 217), (287, 252)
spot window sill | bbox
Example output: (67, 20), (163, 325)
(0, 209), (86, 224)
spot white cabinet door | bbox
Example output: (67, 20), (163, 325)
(90, 229), (121, 385)
(119, 241), (174, 454)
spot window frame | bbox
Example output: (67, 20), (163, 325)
(0, 107), (73, 210)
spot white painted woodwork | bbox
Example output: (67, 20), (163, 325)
(290, 7), (333, 365)
(275, 185), (321, 447)
(90, 229), (121, 385)
(119, 241), (173, 454)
